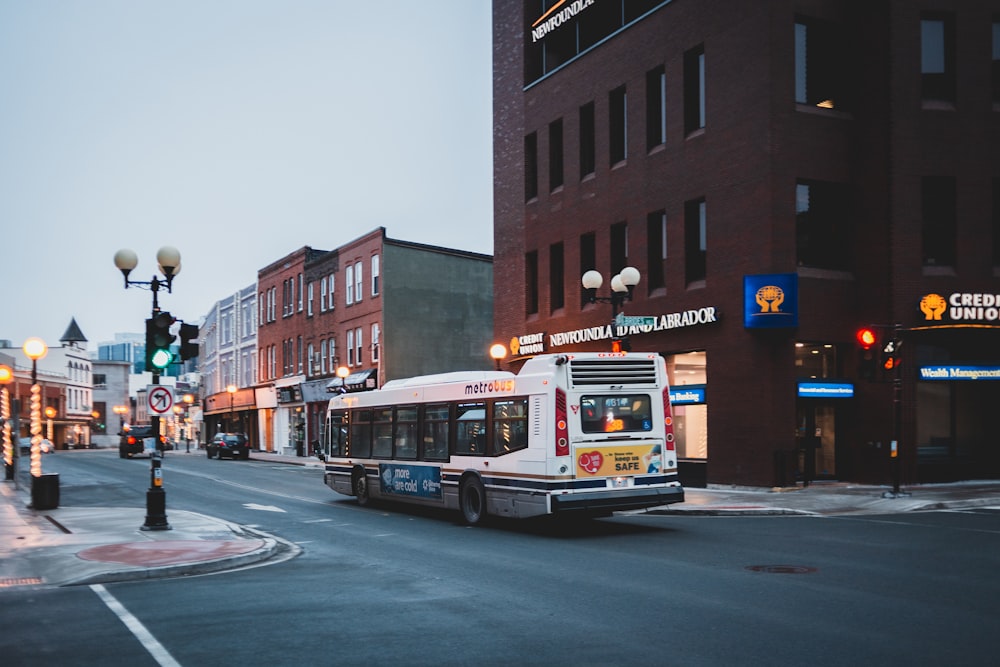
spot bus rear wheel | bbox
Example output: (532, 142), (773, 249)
(353, 468), (370, 506)
(460, 476), (486, 525)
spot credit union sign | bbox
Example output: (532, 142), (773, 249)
(918, 292), (1000, 327)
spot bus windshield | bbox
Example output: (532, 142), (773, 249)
(580, 394), (653, 433)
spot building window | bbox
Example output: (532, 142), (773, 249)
(354, 262), (363, 303)
(609, 85), (627, 165)
(684, 45), (705, 134)
(329, 339), (336, 371)
(307, 343), (315, 377)
(259, 292), (265, 326)
(646, 65), (666, 149)
(921, 14), (955, 104)
(298, 273), (303, 312)
(922, 176), (956, 267)
(346, 265), (354, 305)
(796, 180), (852, 270)
(795, 18), (850, 111)
(371, 254), (380, 296)
(993, 20), (1000, 105)
(328, 273), (335, 310)
(372, 324), (380, 362)
(320, 339), (327, 375)
(525, 250), (539, 316)
(320, 277), (327, 312)
(579, 232), (596, 308)
(610, 222), (627, 276)
(550, 242), (565, 313)
(297, 336), (303, 374)
(549, 118), (564, 191)
(579, 101), (595, 178)
(347, 329), (354, 366)
(355, 327), (363, 366)
(685, 198), (706, 284)
(525, 132), (538, 201)
(646, 210), (666, 291)
(307, 282), (314, 317)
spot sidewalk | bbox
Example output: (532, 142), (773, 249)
(3, 449), (1000, 590)
(650, 479), (1000, 516)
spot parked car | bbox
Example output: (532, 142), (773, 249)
(208, 433), (250, 460)
(18, 437), (54, 455)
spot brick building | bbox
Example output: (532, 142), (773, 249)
(493, 0), (1000, 486)
(247, 228), (493, 456)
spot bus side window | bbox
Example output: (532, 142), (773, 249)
(492, 399), (528, 455)
(395, 406), (418, 460)
(350, 410), (372, 458)
(421, 403), (450, 461)
(373, 408), (393, 458)
(455, 402), (485, 455)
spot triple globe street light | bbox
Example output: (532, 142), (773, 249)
(581, 266), (642, 352)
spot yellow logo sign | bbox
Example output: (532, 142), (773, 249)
(919, 293), (947, 320)
(754, 285), (785, 313)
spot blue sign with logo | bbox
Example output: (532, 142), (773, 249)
(669, 385), (706, 405)
(798, 381), (854, 398)
(744, 273), (798, 329)
(379, 464), (443, 499)
(919, 366), (1000, 381)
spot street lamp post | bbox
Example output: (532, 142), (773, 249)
(581, 267), (641, 352)
(227, 384), (237, 433)
(23, 337), (58, 509)
(336, 366), (350, 394)
(0, 364), (14, 480)
(182, 393), (194, 452)
(115, 246), (181, 531)
(490, 344), (507, 370)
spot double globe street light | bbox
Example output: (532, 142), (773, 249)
(581, 267), (642, 352)
(114, 246), (183, 531)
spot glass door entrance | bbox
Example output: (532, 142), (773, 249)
(796, 404), (837, 481)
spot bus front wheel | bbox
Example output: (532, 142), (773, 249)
(460, 476), (486, 525)
(353, 468), (370, 506)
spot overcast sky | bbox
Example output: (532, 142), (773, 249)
(0, 0), (493, 351)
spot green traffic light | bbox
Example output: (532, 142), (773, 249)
(150, 348), (173, 369)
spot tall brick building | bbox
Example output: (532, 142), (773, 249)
(493, 0), (1000, 486)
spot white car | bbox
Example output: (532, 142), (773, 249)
(18, 437), (54, 454)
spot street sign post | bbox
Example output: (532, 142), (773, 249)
(614, 314), (656, 328)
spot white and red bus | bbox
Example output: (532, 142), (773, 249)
(320, 352), (684, 523)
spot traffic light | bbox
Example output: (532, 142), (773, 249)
(856, 326), (879, 380)
(179, 322), (199, 361)
(882, 338), (902, 372)
(145, 311), (176, 371)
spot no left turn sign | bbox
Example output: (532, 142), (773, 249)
(147, 386), (174, 415)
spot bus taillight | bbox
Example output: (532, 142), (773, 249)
(555, 387), (569, 457)
(663, 386), (676, 451)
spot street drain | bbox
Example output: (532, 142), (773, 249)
(745, 565), (817, 574)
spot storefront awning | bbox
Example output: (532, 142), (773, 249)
(326, 368), (376, 393)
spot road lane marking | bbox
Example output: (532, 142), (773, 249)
(91, 584), (182, 667)
(243, 503), (286, 512)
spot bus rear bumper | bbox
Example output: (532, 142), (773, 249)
(550, 485), (685, 514)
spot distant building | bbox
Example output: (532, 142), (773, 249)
(202, 228), (494, 456)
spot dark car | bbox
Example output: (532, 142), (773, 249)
(119, 426), (169, 458)
(208, 433), (250, 460)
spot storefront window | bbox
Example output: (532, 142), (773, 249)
(795, 342), (837, 378)
(665, 351), (707, 460)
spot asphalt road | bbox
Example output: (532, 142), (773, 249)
(3, 450), (998, 666)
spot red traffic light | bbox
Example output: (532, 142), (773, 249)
(856, 327), (877, 350)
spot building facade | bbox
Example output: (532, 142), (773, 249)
(254, 228), (494, 456)
(493, 0), (1000, 486)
